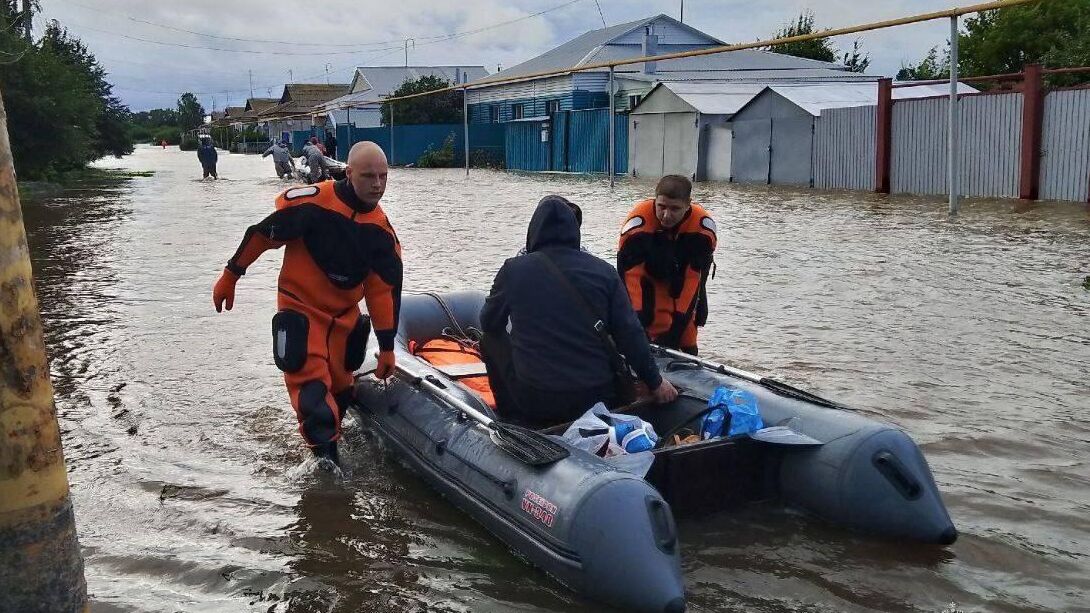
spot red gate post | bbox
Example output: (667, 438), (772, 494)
(1019, 63), (1044, 200)
(875, 78), (893, 194)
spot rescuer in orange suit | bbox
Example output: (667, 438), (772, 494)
(212, 141), (401, 465)
(617, 175), (716, 356)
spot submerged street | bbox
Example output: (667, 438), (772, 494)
(22, 145), (1090, 612)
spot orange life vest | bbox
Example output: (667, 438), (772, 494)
(411, 338), (497, 409)
(617, 199), (717, 350)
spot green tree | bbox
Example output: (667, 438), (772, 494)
(897, 45), (950, 80)
(40, 21), (132, 159)
(958, 0), (1090, 87)
(176, 92), (205, 132)
(770, 11), (870, 73)
(841, 40), (871, 73)
(380, 75), (461, 126)
(770, 11), (837, 62)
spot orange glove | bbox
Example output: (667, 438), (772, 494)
(375, 350), (396, 380)
(213, 269), (240, 312)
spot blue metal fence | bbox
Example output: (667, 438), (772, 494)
(505, 109), (628, 174)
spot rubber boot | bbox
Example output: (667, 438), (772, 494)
(312, 441), (339, 466)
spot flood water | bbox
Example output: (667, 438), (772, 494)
(21, 145), (1090, 612)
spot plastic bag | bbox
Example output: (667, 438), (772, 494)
(706, 386), (763, 438)
(561, 403), (659, 477)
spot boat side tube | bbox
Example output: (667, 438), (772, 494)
(660, 359), (956, 544)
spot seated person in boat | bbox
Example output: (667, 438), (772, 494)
(480, 195), (678, 428)
(617, 175), (717, 355)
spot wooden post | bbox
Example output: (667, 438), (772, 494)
(0, 94), (88, 610)
(1018, 63), (1044, 201)
(875, 78), (893, 193)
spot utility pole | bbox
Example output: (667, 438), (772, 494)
(288, 69), (293, 83)
(0, 91), (88, 613)
(325, 63), (332, 85)
(249, 69), (254, 99)
(404, 38), (414, 68)
(680, 0), (684, 23)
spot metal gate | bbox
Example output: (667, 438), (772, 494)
(770, 117), (815, 186)
(631, 114), (665, 178)
(730, 119), (771, 183)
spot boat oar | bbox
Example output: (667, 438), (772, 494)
(652, 345), (849, 411)
(390, 361), (570, 467)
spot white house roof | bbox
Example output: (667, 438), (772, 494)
(316, 65), (488, 111)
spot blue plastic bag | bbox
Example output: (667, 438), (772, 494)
(725, 388), (762, 436)
(706, 386), (763, 438)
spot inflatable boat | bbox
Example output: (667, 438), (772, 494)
(352, 291), (956, 613)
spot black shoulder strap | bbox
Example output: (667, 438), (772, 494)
(532, 251), (627, 370)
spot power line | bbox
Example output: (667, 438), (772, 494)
(53, 0), (586, 57)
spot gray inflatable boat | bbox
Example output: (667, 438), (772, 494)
(352, 291), (956, 613)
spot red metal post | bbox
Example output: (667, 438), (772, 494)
(1019, 63), (1044, 200)
(875, 78), (893, 193)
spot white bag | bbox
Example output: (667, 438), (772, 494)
(561, 403), (659, 477)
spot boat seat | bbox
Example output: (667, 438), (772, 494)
(432, 361), (490, 379)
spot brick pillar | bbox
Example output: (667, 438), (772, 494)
(875, 78), (893, 194)
(1019, 64), (1044, 200)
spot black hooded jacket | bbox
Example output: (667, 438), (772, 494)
(480, 197), (662, 392)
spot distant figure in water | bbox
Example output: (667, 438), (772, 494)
(197, 135), (218, 180)
(161, 140), (168, 149)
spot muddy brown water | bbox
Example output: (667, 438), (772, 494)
(20, 145), (1090, 612)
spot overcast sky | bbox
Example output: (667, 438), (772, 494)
(37, 0), (963, 112)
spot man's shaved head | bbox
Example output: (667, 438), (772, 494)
(345, 141), (389, 206)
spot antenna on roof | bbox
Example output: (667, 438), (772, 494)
(680, 0), (684, 23)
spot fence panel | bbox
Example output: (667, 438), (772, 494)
(1040, 89), (1090, 202)
(814, 105), (876, 191)
(891, 93), (1023, 198)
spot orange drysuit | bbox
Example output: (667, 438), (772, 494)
(617, 199), (716, 354)
(214, 179), (401, 448)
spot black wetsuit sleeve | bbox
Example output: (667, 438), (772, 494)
(480, 262), (511, 337)
(225, 205), (311, 275)
(608, 275), (662, 390)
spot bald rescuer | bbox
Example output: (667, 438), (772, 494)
(617, 175), (717, 355)
(213, 141), (402, 464)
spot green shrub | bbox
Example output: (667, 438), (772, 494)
(416, 133), (456, 168)
(178, 135), (199, 151)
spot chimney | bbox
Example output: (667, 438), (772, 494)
(455, 68), (462, 83)
(642, 25), (658, 75)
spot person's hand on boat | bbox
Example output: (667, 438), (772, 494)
(212, 268), (239, 312)
(651, 379), (678, 404)
(375, 350), (396, 379)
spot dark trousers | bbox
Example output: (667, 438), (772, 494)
(481, 333), (614, 430)
(202, 163), (218, 178)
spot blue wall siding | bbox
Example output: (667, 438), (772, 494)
(469, 90), (615, 125)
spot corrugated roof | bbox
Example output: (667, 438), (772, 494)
(595, 46), (847, 73)
(637, 80), (981, 117)
(643, 82), (767, 115)
(621, 68), (875, 84)
(316, 65), (488, 112)
(223, 106), (246, 119)
(260, 84), (350, 117)
(476, 14), (856, 85)
(766, 81), (979, 115)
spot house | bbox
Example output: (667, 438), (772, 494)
(315, 65), (489, 128)
(465, 13), (873, 125)
(259, 84), (350, 144)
